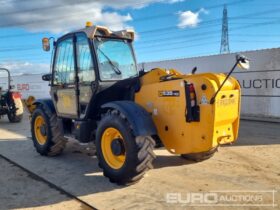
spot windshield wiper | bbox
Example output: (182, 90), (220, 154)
(98, 48), (122, 75)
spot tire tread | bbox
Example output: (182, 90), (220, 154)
(96, 109), (156, 185)
(31, 104), (66, 156)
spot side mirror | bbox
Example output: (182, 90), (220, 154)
(237, 54), (250, 70)
(42, 73), (52, 81)
(42, 38), (50, 51)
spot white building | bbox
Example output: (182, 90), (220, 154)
(139, 48), (280, 121)
(0, 73), (50, 99)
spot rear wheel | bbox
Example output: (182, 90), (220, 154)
(96, 110), (156, 185)
(181, 147), (217, 162)
(7, 112), (23, 123)
(8, 98), (23, 123)
(31, 105), (67, 156)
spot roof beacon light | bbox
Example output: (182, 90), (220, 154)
(86, 21), (93, 27)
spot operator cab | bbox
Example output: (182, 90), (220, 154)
(42, 22), (139, 120)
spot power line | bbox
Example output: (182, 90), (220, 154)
(231, 40), (280, 43)
(231, 33), (280, 37)
(135, 29), (220, 44)
(139, 8), (280, 37)
(138, 50), (219, 63)
(0, 0), (255, 36)
(136, 41), (220, 54)
(0, 0), (92, 16)
(141, 20), (280, 51)
(0, 4), (280, 57)
(1, 19), (280, 54)
(137, 20), (280, 47)
(136, 35), (219, 49)
(0, 14), (275, 41)
(0, 32), (42, 39)
(138, 31), (280, 46)
(128, 0), (256, 23)
(0, 44), (38, 50)
(0, 7), (277, 43)
(1, 38), (279, 61)
(0, 0), (161, 10)
(135, 20), (280, 53)
(0, 0), (254, 17)
(0, 10), (96, 28)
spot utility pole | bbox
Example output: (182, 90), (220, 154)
(220, 5), (230, 54)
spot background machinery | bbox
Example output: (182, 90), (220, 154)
(26, 22), (249, 185)
(0, 68), (23, 123)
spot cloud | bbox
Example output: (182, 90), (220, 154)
(177, 8), (208, 29)
(167, 0), (185, 3)
(103, 0), (185, 9)
(0, 61), (49, 75)
(0, 0), (184, 33)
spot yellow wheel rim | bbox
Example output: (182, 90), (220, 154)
(34, 115), (47, 145)
(101, 127), (126, 169)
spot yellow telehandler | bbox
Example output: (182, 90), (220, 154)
(26, 22), (249, 185)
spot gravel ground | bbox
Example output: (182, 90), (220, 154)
(0, 156), (92, 210)
(0, 113), (279, 210)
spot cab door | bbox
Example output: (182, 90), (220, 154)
(51, 35), (78, 118)
(75, 33), (96, 119)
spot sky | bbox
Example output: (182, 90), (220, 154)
(0, 0), (280, 75)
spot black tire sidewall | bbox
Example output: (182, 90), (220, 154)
(8, 112), (23, 123)
(31, 107), (53, 155)
(181, 147), (217, 162)
(96, 114), (139, 182)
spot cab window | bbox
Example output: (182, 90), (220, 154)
(95, 38), (138, 81)
(76, 34), (95, 83)
(53, 38), (75, 85)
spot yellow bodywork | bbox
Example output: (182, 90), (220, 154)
(135, 68), (241, 155)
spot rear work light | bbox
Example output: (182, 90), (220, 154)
(185, 82), (200, 122)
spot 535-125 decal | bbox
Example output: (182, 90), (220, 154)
(158, 90), (180, 97)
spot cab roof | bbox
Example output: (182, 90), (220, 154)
(73, 24), (135, 41)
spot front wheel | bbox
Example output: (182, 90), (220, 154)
(31, 105), (67, 156)
(96, 110), (156, 185)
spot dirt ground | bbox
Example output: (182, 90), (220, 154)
(0, 113), (279, 210)
(0, 157), (91, 210)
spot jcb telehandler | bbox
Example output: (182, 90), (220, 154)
(26, 22), (249, 185)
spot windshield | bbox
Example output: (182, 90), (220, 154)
(95, 38), (138, 81)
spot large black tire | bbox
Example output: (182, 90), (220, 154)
(181, 147), (218, 162)
(96, 109), (156, 185)
(7, 112), (23, 123)
(8, 98), (23, 123)
(31, 105), (67, 156)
